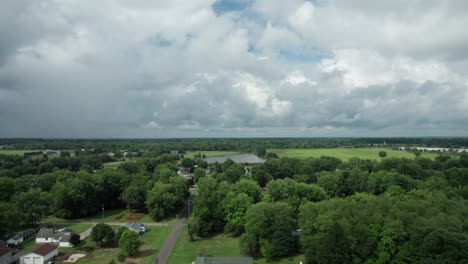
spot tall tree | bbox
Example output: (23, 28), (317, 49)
(119, 230), (140, 257)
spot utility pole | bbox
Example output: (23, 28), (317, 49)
(102, 203), (104, 219)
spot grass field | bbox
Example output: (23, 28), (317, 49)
(102, 161), (122, 169)
(184, 151), (240, 159)
(168, 228), (304, 264)
(168, 229), (242, 264)
(44, 209), (161, 223)
(63, 223), (93, 234)
(0, 150), (41, 156)
(270, 148), (444, 161)
(56, 226), (170, 264)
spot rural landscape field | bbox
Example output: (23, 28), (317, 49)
(2, 1), (468, 264)
(1, 138), (467, 264)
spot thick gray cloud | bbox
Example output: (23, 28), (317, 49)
(0, 0), (467, 138)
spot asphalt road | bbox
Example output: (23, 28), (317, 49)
(154, 198), (193, 264)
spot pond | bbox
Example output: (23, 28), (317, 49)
(204, 154), (265, 164)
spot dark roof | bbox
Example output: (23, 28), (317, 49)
(22, 229), (35, 236)
(0, 247), (11, 257)
(195, 257), (253, 264)
(36, 228), (54, 239)
(126, 222), (145, 231)
(54, 229), (71, 242)
(9, 233), (23, 240)
(31, 243), (57, 256)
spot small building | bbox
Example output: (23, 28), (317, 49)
(193, 257), (253, 264)
(20, 244), (58, 264)
(0, 246), (20, 264)
(7, 234), (23, 247)
(36, 228), (72, 248)
(45, 150), (61, 159)
(7, 229), (35, 246)
(125, 223), (146, 234)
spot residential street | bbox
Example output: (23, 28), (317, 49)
(154, 196), (194, 264)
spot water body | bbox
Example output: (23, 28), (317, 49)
(204, 154), (265, 164)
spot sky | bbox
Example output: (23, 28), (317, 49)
(0, 0), (468, 138)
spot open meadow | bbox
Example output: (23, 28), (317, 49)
(168, 227), (304, 264)
(270, 148), (444, 161)
(0, 150), (41, 156)
(184, 151), (240, 159)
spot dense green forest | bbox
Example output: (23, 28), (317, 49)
(0, 139), (467, 263)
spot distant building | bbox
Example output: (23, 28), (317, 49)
(125, 223), (146, 234)
(7, 229), (35, 246)
(20, 244), (58, 264)
(193, 257), (253, 264)
(45, 150), (61, 158)
(36, 228), (72, 247)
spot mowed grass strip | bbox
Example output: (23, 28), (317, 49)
(0, 150), (42, 156)
(44, 209), (157, 223)
(168, 228), (241, 264)
(63, 223), (93, 234)
(270, 148), (443, 161)
(184, 151), (240, 159)
(167, 228), (303, 264)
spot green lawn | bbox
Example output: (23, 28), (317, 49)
(103, 162), (122, 169)
(0, 150), (42, 156)
(168, 228), (303, 264)
(139, 226), (171, 264)
(271, 148), (444, 161)
(63, 223), (93, 234)
(168, 228), (242, 264)
(184, 151), (241, 159)
(19, 239), (36, 252)
(56, 226), (170, 264)
(44, 209), (159, 223)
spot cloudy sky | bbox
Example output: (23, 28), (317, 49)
(1, 0), (468, 138)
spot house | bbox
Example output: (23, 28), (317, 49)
(20, 244), (58, 264)
(193, 257), (253, 264)
(125, 223), (146, 234)
(7, 229), (35, 246)
(7, 234), (22, 247)
(0, 246), (20, 264)
(36, 228), (72, 248)
(45, 150), (61, 159)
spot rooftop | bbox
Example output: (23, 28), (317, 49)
(36, 228), (54, 239)
(31, 243), (57, 256)
(0, 247), (11, 257)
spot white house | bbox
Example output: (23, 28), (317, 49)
(6, 234), (23, 246)
(125, 223), (146, 234)
(1, 247), (19, 264)
(7, 229), (35, 246)
(36, 228), (72, 248)
(20, 244), (58, 264)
